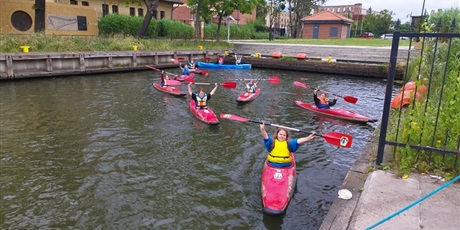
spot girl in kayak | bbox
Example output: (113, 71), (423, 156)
(243, 79), (261, 93)
(260, 121), (315, 168)
(313, 89), (338, 109)
(235, 54), (243, 65)
(188, 83), (218, 109)
(180, 64), (190, 76)
(160, 70), (169, 87)
(187, 59), (196, 69)
(217, 55), (225, 65)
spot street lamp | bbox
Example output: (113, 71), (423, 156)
(227, 16), (236, 42)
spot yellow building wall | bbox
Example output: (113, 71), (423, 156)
(0, 0), (35, 34)
(45, 3), (98, 35)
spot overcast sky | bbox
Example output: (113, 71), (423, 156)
(322, 0), (460, 23)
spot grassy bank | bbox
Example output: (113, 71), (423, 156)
(0, 34), (233, 53)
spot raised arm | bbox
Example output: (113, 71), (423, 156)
(209, 83), (218, 96)
(188, 83), (193, 96)
(260, 121), (269, 139)
(296, 133), (316, 145)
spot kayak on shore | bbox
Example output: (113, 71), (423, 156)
(189, 100), (219, 125)
(295, 100), (377, 123)
(152, 83), (185, 96)
(195, 61), (252, 69)
(261, 152), (296, 215)
(236, 88), (261, 102)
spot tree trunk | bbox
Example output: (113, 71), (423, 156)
(194, 0), (204, 40)
(216, 14), (223, 42)
(137, 0), (158, 38)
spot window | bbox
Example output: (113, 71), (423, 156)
(160, 11), (165, 19)
(138, 8), (143, 17)
(153, 10), (157, 19)
(330, 27), (338, 37)
(112, 5), (118, 14)
(82, 1), (89, 6)
(130, 7), (135, 16)
(102, 4), (108, 16)
(70, 0), (78, 5)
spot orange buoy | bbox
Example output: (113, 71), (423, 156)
(295, 53), (307, 59)
(402, 81), (428, 94)
(272, 52), (282, 58)
(391, 90), (425, 109)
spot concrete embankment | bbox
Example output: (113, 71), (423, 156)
(1, 43), (416, 80)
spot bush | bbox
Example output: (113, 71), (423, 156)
(159, 19), (194, 39)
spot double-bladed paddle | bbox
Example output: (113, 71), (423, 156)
(192, 81), (237, 89)
(145, 65), (195, 83)
(293, 81), (358, 104)
(170, 57), (185, 64)
(219, 113), (353, 148)
(232, 77), (280, 83)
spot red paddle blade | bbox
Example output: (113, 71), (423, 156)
(343, 96), (358, 104)
(219, 113), (250, 122)
(204, 57), (211, 61)
(294, 81), (310, 89)
(165, 80), (182, 85)
(267, 77), (280, 83)
(145, 65), (159, 71)
(321, 132), (353, 148)
(200, 70), (209, 76)
(184, 76), (195, 83)
(178, 57), (185, 61)
(221, 82), (237, 89)
(170, 59), (179, 64)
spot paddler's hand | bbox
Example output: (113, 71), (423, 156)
(306, 132), (316, 141)
(259, 121), (265, 130)
(334, 96), (338, 100)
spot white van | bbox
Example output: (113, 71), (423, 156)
(380, 34), (410, 40)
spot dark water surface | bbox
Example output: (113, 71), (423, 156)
(0, 68), (386, 229)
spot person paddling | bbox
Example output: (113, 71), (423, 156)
(187, 59), (196, 69)
(234, 54), (243, 65)
(217, 55), (225, 65)
(160, 70), (170, 87)
(260, 121), (315, 168)
(313, 89), (338, 109)
(180, 64), (190, 76)
(188, 83), (218, 110)
(243, 78), (261, 93)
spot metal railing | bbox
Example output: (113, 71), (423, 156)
(376, 29), (460, 173)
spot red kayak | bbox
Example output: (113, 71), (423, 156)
(295, 100), (377, 123)
(174, 74), (194, 82)
(236, 88), (261, 102)
(261, 153), (296, 215)
(189, 100), (219, 125)
(190, 69), (209, 76)
(152, 83), (185, 96)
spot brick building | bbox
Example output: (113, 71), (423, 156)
(315, 3), (366, 20)
(301, 11), (353, 39)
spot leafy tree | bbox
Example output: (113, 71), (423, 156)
(135, 0), (160, 38)
(188, 0), (214, 40)
(195, 0), (259, 41)
(286, 0), (325, 38)
(428, 8), (460, 33)
(362, 9), (394, 37)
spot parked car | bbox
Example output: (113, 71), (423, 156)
(356, 32), (374, 38)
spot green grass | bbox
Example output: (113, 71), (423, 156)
(0, 34), (233, 53)
(239, 38), (412, 47)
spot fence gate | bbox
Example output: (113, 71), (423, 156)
(376, 30), (460, 174)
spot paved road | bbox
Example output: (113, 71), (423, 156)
(231, 41), (417, 63)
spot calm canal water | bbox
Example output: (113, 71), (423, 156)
(0, 68), (386, 229)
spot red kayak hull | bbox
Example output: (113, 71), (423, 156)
(236, 88), (261, 102)
(295, 100), (377, 123)
(174, 75), (193, 82)
(190, 69), (209, 76)
(152, 83), (185, 96)
(189, 100), (219, 125)
(261, 153), (296, 215)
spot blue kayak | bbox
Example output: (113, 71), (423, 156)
(195, 61), (252, 69)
